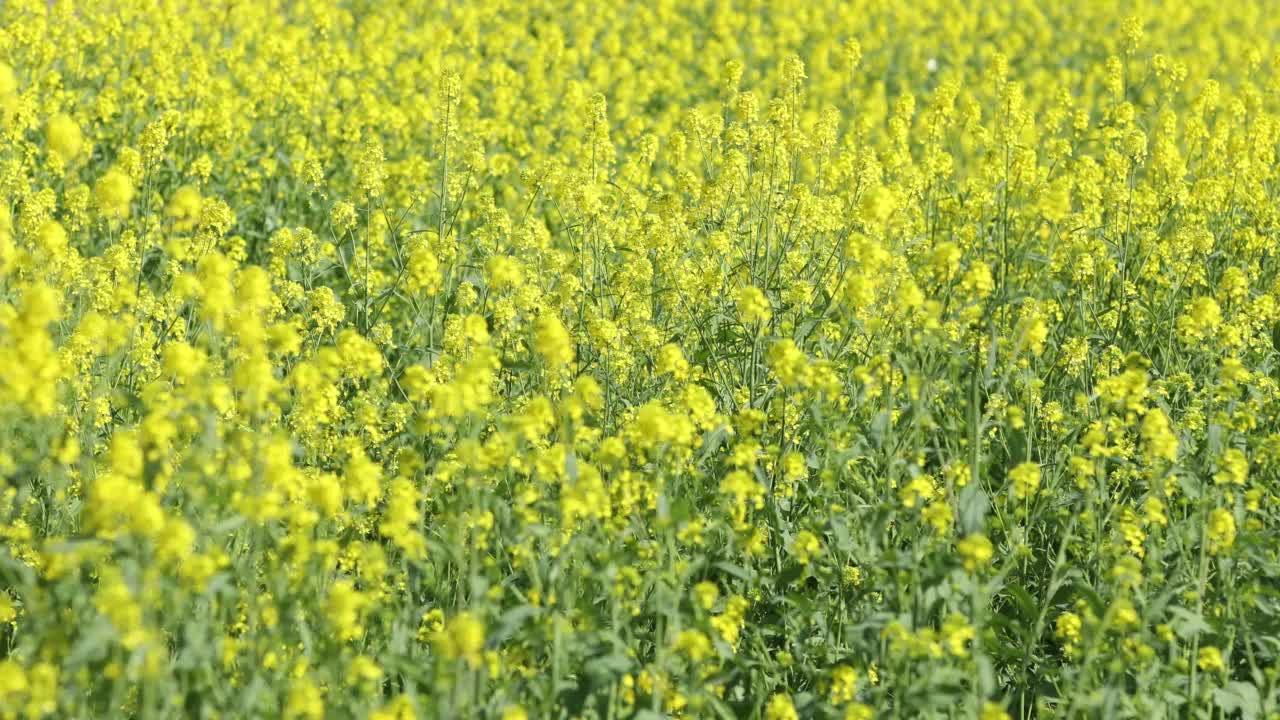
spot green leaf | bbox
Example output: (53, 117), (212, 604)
(958, 482), (989, 534)
(714, 561), (755, 582)
(1213, 681), (1261, 720)
(64, 621), (115, 667)
(1006, 584), (1039, 625)
(489, 605), (540, 645)
(773, 563), (805, 589)
(1167, 607), (1212, 639)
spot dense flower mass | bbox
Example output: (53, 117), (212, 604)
(2, 0), (1280, 717)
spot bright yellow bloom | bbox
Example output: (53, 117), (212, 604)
(791, 530), (821, 565)
(95, 167), (134, 217)
(764, 693), (799, 720)
(958, 534), (994, 571)
(1009, 462), (1041, 500)
(736, 286), (772, 325)
(1197, 646), (1225, 673)
(1207, 509), (1236, 555)
(46, 113), (84, 162)
(435, 612), (486, 670)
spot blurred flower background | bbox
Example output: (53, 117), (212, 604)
(1, 0), (1280, 717)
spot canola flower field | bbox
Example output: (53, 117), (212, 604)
(3, 0), (1280, 718)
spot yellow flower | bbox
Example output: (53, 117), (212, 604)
(791, 530), (822, 565)
(331, 201), (358, 233)
(0, 61), (16, 96)
(46, 113), (84, 162)
(1213, 448), (1248, 486)
(406, 239), (443, 296)
(764, 693), (799, 720)
(1008, 462), (1041, 500)
(370, 696), (417, 720)
(693, 581), (719, 611)
(1197, 646), (1225, 673)
(1207, 508), (1236, 555)
(346, 655), (383, 686)
(656, 343), (691, 381)
(1055, 612), (1083, 657)
(325, 580), (369, 642)
(486, 255), (524, 291)
(95, 167), (134, 218)
(166, 184), (204, 231)
(355, 138), (387, 199)
(534, 313), (574, 368)
(0, 660), (27, 702)
(941, 613), (975, 656)
(0, 593), (15, 624)
(674, 629), (713, 662)
(710, 595), (750, 649)
(435, 612), (486, 670)
(735, 285), (772, 325)
(830, 665), (858, 705)
(980, 702), (1011, 720)
(845, 703), (874, 720)
(1178, 296), (1221, 342)
(768, 339), (810, 388)
(719, 469), (765, 528)
(1140, 408), (1178, 464)
(284, 677), (324, 720)
(957, 534), (994, 572)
